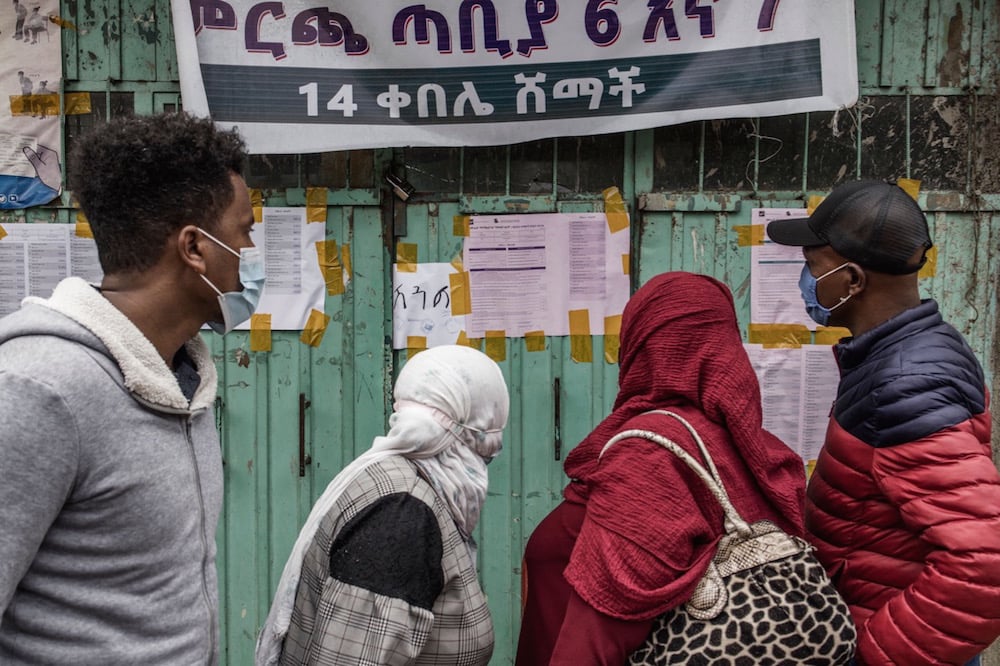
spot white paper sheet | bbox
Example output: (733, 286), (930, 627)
(391, 263), (467, 349)
(239, 207), (326, 330)
(462, 213), (630, 337)
(749, 207), (818, 329)
(0, 223), (103, 317)
(744, 343), (840, 465)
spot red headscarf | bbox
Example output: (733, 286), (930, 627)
(562, 272), (806, 619)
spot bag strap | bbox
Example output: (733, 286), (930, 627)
(600, 409), (753, 538)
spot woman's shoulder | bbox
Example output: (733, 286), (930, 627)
(331, 457), (417, 514)
(611, 408), (726, 453)
(338, 456), (440, 513)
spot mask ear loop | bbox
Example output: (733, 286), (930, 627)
(198, 227), (241, 258)
(394, 399), (503, 443)
(815, 261), (853, 311)
(199, 273), (224, 297)
(814, 261), (850, 282)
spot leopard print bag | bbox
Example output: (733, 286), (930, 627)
(600, 410), (856, 666)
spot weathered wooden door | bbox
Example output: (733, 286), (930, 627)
(392, 137), (630, 660)
(209, 169), (393, 665)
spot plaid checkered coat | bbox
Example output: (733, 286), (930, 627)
(279, 456), (494, 665)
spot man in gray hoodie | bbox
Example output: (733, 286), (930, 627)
(0, 112), (264, 664)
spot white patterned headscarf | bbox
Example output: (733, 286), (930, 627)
(255, 345), (509, 666)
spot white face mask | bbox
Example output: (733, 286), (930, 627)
(198, 228), (266, 334)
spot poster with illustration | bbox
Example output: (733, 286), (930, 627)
(0, 0), (62, 209)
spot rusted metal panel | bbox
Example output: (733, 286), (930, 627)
(856, 0), (996, 94)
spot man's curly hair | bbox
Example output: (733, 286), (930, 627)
(68, 112), (248, 274)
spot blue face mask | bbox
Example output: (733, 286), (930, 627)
(799, 262), (851, 326)
(198, 229), (266, 334)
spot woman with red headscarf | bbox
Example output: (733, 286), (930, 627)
(515, 272), (807, 665)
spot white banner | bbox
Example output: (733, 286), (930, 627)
(171, 0), (858, 153)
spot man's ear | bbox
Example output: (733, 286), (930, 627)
(176, 225), (208, 274)
(845, 262), (866, 296)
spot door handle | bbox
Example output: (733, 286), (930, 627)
(553, 377), (561, 461)
(299, 393), (312, 477)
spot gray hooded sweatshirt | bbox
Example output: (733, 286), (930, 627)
(0, 277), (223, 665)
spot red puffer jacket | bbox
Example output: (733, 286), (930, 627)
(806, 300), (1000, 666)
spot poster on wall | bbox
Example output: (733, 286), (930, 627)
(171, 0), (858, 153)
(462, 212), (630, 338)
(749, 207), (817, 329)
(239, 207), (326, 330)
(745, 343), (839, 468)
(0, 0), (62, 209)
(0, 223), (102, 316)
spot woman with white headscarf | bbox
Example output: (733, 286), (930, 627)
(256, 345), (509, 666)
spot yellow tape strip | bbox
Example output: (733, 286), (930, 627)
(0, 225), (7, 241)
(813, 326), (851, 345)
(74, 209), (92, 238)
(9, 93), (59, 117)
(449, 271), (472, 316)
(453, 215), (470, 236)
(621, 253), (630, 276)
(732, 224), (766, 247)
(249, 313), (272, 352)
(896, 178), (921, 200)
(568, 309), (593, 363)
(485, 330), (506, 362)
(524, 330), (546, 352)
(748, 323), (811, 349)
(9, 91), (89, 116)
(300, 309), (331, 347)
(806, 195), (825, 215)
(306, 187), (327, 223)
(64, 92), (91, 115)
(918, 245), (937, 279)
(569, 309), (591, 335)
(250, 188), (264, 223)
(455, 331), (482, 350)
(74, 221), (93, 238)
(341, 243), (352, 278)
(450, 254), (463, 273)
(49, 14), (77, 30)
(407, 336), (427, 358)
(396, 242), (418, 272)
(315, 240), (345, 295)
(8, 96), (28, 116)
(604, 314), (622, 364)
(603, 186), (629, 233)
(806, 459), (818, 479)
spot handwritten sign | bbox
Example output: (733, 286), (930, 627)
(392, 263), (467, 349)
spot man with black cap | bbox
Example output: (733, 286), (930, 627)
(766, 180), (1000, 666)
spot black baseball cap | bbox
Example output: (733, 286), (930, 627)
(765, 180), (933, 275)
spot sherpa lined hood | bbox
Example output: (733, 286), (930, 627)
(1, 276), (217, 412)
